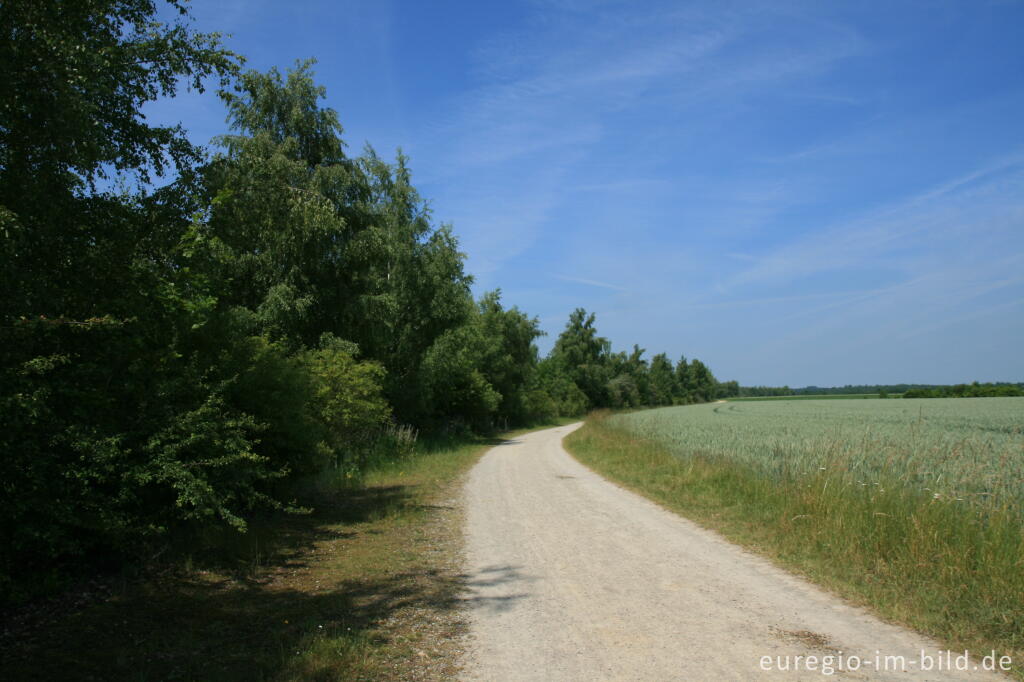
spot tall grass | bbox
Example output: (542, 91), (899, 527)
(566, 401), (1024, 678)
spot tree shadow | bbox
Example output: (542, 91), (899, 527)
(167, 483), (419, 579)
(0, 480), (495, 681)
(5, 568), (468, 680)
(460, 564), (533, 616)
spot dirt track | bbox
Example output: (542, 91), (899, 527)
(460, 423), (1008, 681)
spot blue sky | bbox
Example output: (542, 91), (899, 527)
(150, 0), (1024, 386)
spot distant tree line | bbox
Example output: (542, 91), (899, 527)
(538, 309), (721, 413)
(0, 1), (723, 602)
(736, 383), (1024, 398)
(902, 383), (1024, 399)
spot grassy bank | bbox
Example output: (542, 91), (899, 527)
(2, 423), (565, 681)
(564, 411), (1023, 678)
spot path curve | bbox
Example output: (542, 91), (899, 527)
(460, 423), (1008, 681)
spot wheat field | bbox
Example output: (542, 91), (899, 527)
(613, 397), (1024, 513)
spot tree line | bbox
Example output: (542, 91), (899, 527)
(736, 383), (1024, 398)
(902, 383), (1024, 399)
(540, 309), (721, 412)
(0, 1), (724, 602)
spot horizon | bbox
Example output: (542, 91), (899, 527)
(148, 0), (1024, 387)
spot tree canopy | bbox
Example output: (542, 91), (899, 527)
(0, 2), (728, 603)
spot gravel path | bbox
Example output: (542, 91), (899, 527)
(460, 423), (1009, 681)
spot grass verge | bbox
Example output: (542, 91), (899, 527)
(564, 412), (1023, 679)
(2, 421), (569, 681)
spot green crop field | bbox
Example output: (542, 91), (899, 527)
(614, 397), (1024, 511)
(726, 393), (890, 401)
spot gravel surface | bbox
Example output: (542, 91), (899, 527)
(460, 423), (1009, 681)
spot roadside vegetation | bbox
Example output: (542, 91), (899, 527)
(4, 3), (1019, 678)
(3, 425), (576, 681)
(565, 399), (1024, 678)
(0, 0), (720, 621)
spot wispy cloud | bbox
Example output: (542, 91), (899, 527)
(892, 296), (1024, 343)
(690, 288), (884, 311)
(725, 154), (1024, 291)
(416, 1), (869, 280)
(437, 0), (1022, 384)
(553, 274), (629, 292)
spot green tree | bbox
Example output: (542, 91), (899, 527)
(535, 357), (589, 417)
(716, 380), (740, 399)
(415, 290), (544, 429)
(549, 308), (611, 408)
(607, 373), (642, 409)
(674, 355), (692, 403)
(626, 344), (650, 403)
(688, 358), (717, 403)
(648, 353), (677, 405)
(196, 60), (473, 424)
(475, 290), (544, 424)
(416, 322), (501, 430)
(301, 336), (391, 469)
(197, 59), (366, 350)
(1, 0), (238, 319)
(605, 345), (649, 408)
(0, 0), (240, 601)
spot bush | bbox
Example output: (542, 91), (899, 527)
(300, 336), (392, 472)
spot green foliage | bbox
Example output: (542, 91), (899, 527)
(647, 353), (677, 406)
(217, 335), (328, 477)
(607, 373), (642, 409)
(200, 60), (476, 425)
(0, 1), (242, 597)
(0, 2), (728, 605)
(734, 383), (1024, 398)
(141, 391), (275, 532)
(0, 0), (238, 187)
(715, 379), (740, 399)
(686, 358), (717, 403)
(414, 290), (550, 429)
(536, 310), (726, 414)
(302, 337), (391, 451)
(535, 358), (590, 417)
(0, 0), (239, 324)
(417, 324), (502, 429)
(673, 355), (695, 403)
(221, 59), (345, 167)
(549, 308), (611, 408)
(474, 291), (545, 423)
(903, 382), (1024, 398)
(519, 388), (561, 423)
(197, 60), (357, 350)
